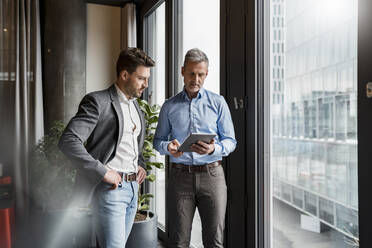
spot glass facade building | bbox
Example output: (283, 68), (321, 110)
(270, 0), (359, 244)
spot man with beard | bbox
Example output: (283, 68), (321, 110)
(59, 48), (154, 247)
(154, 48), (236, 248)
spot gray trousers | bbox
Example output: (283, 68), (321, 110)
(168, 164), (227, 248)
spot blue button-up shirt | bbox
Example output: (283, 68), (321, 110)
(153, 88), (237, 165)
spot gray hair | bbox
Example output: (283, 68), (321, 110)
(183, 48), (209, 67)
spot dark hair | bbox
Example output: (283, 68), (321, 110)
(116, 47), (155, 77)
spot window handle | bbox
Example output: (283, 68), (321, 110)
(233, 97), (245, 110)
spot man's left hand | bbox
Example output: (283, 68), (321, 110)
(191, 139), (215, 155)
(137, 166), (146, 184)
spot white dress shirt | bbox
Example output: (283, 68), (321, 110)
(105, 84), (141, 173)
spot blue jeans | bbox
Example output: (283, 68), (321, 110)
(93, 180), (139, 248)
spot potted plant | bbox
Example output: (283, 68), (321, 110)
(29, 121), (93, 248)
(126, 99), (164, 248)
(30, 121), (76, 211)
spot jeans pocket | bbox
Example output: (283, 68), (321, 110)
(97, 181), (114, 191)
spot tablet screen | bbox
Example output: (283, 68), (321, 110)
(178, 133), (216, 152)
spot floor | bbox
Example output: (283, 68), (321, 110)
(158, 199), (354, 248)
(273, 199), (353, 248)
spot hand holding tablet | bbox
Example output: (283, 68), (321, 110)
(178, 133), (217, 153)
(168, 139), (183, 157)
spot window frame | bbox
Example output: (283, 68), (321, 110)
(138, 0), (169, 242)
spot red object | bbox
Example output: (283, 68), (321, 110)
(0, 207), (14, 248)
(0, 177), (11, 185)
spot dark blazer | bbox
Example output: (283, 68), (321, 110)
(58, 84), (146, 207)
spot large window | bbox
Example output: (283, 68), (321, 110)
(174, 0), (220, 246)
(269, 0), (358, 247)
(144, 1), (166, 229)
(175, 0), (220, 94)
(176, 0), (220, 247)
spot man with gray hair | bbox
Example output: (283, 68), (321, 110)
(154, 48), (236, 247)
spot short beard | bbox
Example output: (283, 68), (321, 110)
(123, 80), (139, 99)
(126, 88), (140, 99)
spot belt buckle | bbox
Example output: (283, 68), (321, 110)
(127, 172), (136, 182)
(123, 173), (129, 182)
(122, 173), (129, 183)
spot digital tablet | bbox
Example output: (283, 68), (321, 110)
(178, 133), (217, 152)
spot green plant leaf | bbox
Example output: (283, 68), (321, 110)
(31, 120), (77, 211)
(143, 151), (156, 158)
(139, 204), (150, 211)
(148, 116), (158, 125)
(146, 174), (156, 182)
(146, 161), (164, 169)
(138, 197), (150, 204)
(151, 104), (160, 112)
(144, 103), (152, 115)
(139, 193), (154, 201)
(144, 140), (153, 148)
(136, 98), (165, 213)
(138, 194), (153, 205)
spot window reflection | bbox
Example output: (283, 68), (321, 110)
(270, 0), (358, 247)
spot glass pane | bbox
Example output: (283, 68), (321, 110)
(177, 0), (220, 94)
(144, 2), (166, 229)
(269, 0), (358, 247)
(0, 0), (16, 171)
(177, 0), (220, 246)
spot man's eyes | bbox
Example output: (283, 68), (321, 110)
(189, 73), (205, 77)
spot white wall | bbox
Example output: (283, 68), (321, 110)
(86, 4), (121, 93)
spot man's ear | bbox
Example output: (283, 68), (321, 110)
(181, 66), (185, 77)
(120, 70), (129, 81)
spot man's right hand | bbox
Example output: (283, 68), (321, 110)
(168, 139), (184, 158)
(102, 169), (122, 190)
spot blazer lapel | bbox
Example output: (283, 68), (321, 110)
(134, 100), (145, 145)
(109, 85), (124, 149)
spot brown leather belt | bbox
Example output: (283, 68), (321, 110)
(171, 161), (221, 172)
(118, 172), (137, 182)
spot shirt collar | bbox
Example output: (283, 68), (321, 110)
(182, 87), (205, 101)
(115, 84), (136, 104)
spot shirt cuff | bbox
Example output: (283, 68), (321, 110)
(211, 143), (222, 156)
(161, 141), (172, 156)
